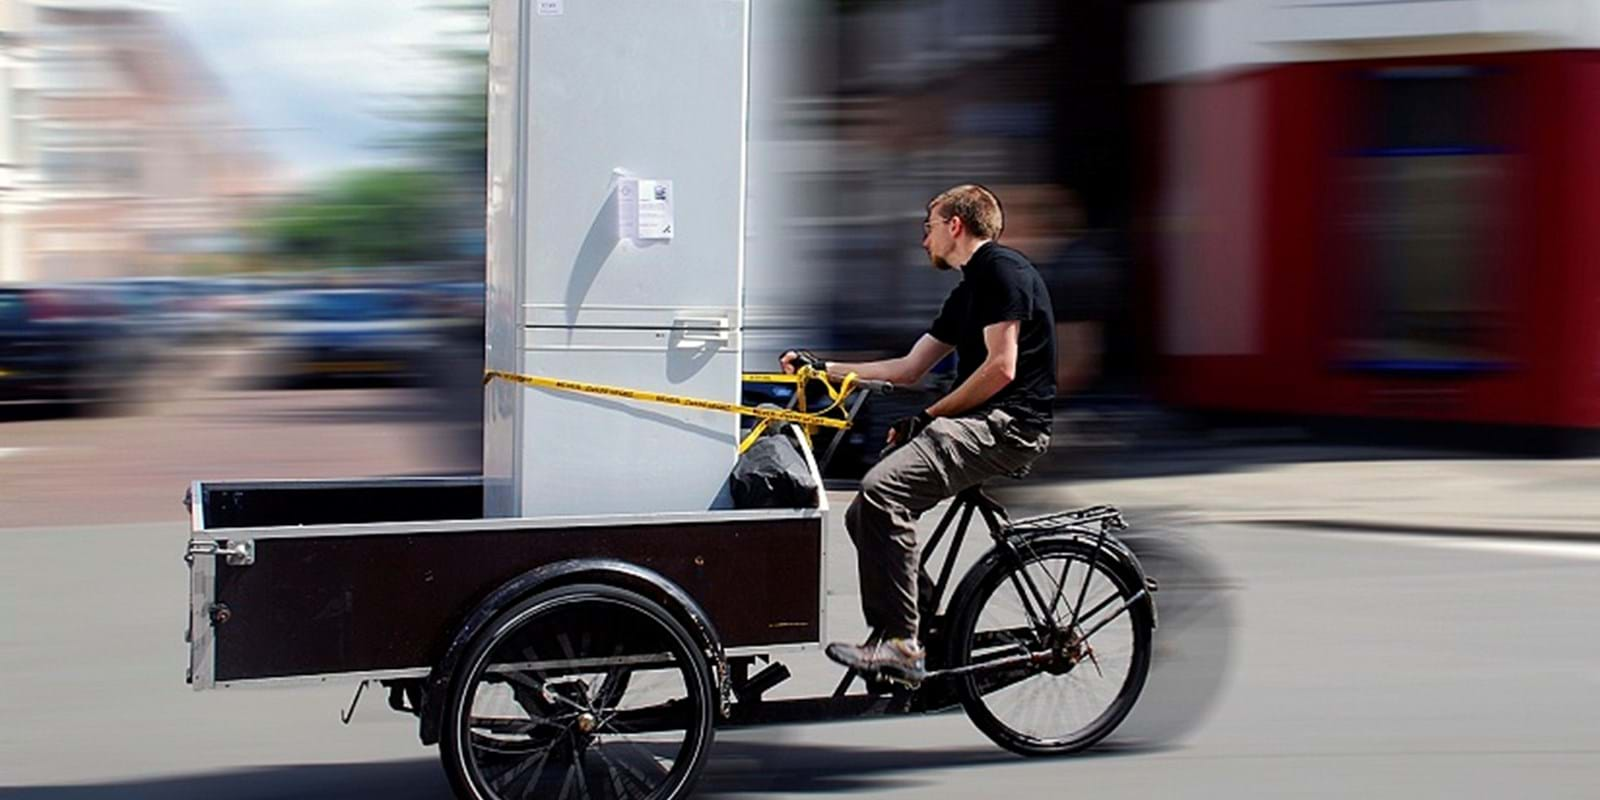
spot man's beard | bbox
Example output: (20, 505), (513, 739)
(929, 252), (954, 271)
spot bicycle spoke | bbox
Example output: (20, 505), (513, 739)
(556, 757), (578, 800)
(591, 741), (651, 800)
(485, 734), (560, 797)
(602, 720), (675, 781)
(1005, 570), (1048, 630)
(600, 741), (664, 794)
(1045, 557), (1075, 626)
(1074, 590), (1123, 631)
(1075, 590), (1147, 645)
(574, 750), (592, 800)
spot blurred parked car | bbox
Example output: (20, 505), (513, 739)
(252, 287), (440, 387)
(408, 280), (485, 471)
(0, 283), (157, 412)
(426, 280), (485, 342)
(86, 278), (201, 347)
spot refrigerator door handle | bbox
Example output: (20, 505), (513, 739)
(673, 316), (731, 345)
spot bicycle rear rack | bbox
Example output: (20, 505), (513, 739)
(1009, 505), (1127, 535)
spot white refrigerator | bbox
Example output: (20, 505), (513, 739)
(484, 0), (750, 518)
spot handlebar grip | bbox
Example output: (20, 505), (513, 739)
(853, 378), (894, 394)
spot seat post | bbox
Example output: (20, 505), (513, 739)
(955, 483), (1011, 535)
(919, 490), (972, 569)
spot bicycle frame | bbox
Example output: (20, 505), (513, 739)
(914, 486), (1151, 657)
(738, 374), (1156, 715)
(815, 484), (1153, 704)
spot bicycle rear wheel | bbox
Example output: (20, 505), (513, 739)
(947, 537), (1153, 756)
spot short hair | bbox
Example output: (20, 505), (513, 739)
(929, 184), (1004, 240)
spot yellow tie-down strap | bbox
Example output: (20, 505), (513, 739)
(483, 367), (858, 454)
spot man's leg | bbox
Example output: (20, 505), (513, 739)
(845, 431), (953, 641)
(842, 501), (887, 634)
(833, 412), (1051, 683)
(845, 411), (1053, 639)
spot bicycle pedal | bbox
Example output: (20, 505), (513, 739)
(865, 668), (924, 691)
(882, 674), (922, 690)
(862, 673), (898, 695)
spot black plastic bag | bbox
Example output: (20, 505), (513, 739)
(730, 427), (819, 509)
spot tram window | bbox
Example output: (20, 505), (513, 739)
(1338, 68), (1509, 373)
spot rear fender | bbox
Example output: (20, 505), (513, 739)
(979, 530), (1158, 630)
(417, 558), (727, 745)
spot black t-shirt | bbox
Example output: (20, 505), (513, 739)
(929, 242), (1057, 429)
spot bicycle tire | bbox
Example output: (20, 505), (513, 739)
(440, 583), (716, 800)
(946, 537), (1153, 756)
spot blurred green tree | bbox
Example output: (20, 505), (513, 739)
(257, 169), (456, 266)
(253, 2), (487, 270)
(404, 1), (489, 190)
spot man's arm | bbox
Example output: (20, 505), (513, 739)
(786, 334), (953, 386)
(925, 320), (1018, 418)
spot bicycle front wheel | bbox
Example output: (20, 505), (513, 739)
(947, 537), (1153, 756)
(440, 584), (716, 800)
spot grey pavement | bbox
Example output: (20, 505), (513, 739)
(1005, 444), (1600, 540)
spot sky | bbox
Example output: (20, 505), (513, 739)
(153, 0), (477, 183)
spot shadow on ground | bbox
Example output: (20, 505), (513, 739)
(1, 737), (1175, 800)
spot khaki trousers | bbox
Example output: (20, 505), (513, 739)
(844, 407), (1050, 640)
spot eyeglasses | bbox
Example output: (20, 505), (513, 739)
(922, 216), (952, 235)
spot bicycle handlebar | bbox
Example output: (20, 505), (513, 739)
(744, 371), (893, 397)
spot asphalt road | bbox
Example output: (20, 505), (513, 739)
(3, 515), (1597, 799)
(4, 368), (1598, 798)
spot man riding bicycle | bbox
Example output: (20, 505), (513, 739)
(781, 184), (1058, 686)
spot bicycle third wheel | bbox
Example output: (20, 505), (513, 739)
(439, 583), (716, 800)
(946, 537), (1153, 756)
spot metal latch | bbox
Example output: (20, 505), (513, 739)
(186, 539), (255, 567)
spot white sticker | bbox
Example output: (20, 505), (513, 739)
(537, 0), (563, 16)
(616, 178), (674, 241)
(636, 179), (674, 240)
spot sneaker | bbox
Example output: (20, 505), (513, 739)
(825, 638), (927, 687)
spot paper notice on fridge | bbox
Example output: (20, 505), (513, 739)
(636, 179), (674, 240)
(617, 178), (674, 242)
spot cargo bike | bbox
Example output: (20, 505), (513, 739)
(183, 370), (1158, 800)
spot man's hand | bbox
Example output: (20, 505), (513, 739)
(884, 410), (934, 451)
(780, 349), (827, 375)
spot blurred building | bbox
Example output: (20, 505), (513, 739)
(0, 0), (280, 283)
(804, 0), (1135, 365)
(1137, 0), (1600, 447)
